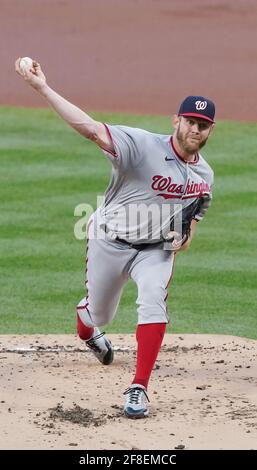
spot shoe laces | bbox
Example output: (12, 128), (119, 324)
(86, 331), (105, 352)
(124, 386), (150, 404)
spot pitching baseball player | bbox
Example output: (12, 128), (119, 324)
(15, 58), (215, 419)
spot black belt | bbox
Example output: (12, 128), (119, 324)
(116, 237), (162, 251)
(102, 225), (162, 250)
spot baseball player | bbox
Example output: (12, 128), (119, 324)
(15, 58), (215, 419)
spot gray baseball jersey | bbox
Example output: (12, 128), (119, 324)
(77, 124), (214, 328)
(97, 124), (214, 243)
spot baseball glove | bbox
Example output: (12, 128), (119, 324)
(164, 193), (212, 246)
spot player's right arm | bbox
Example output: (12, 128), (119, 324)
(15, 58), (114, 154)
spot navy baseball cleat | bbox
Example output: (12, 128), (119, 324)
(85, 328), (114, 365)
(124, 384), (149, 418)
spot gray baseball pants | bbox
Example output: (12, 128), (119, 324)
(77, 216), (175, 327)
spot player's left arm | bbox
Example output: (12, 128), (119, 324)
(177, 219), (197, 251)
(176, 190), (213, 252)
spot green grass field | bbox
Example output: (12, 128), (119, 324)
(1, 107), (256, 338)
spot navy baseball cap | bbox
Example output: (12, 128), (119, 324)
(178, 95), (215, 123)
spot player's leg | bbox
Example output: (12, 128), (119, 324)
(77, 221), (133, 365)
(124, 246), (175, 417)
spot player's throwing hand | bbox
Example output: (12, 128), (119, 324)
(15, 58), (47, 92)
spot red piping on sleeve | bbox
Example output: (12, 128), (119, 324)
(100, 123), (118, 157)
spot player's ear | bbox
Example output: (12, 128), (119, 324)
(208, 123), (215, 136)
(172, 114), (180, 130)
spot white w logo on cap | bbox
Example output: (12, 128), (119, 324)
(195, 100), (207, 110)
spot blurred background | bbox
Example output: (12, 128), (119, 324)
(1, 0), (257, 119)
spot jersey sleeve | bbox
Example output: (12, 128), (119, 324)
(100, 124), (147, 168)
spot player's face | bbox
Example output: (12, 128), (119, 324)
(174, 116), (214, 154)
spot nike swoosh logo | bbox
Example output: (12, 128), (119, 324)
(165, 156), (174, 161)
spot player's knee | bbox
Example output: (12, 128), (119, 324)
(138, 307), (168, 325)
(139, 280), (166, 303)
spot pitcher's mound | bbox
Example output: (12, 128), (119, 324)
(0, 334), (257, 449)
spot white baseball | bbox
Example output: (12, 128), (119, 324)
(20, 57), (33, 73)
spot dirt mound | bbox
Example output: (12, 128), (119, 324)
(0, 334), (257, 449)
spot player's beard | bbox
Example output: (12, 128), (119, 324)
(176, 124), (209, 155)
